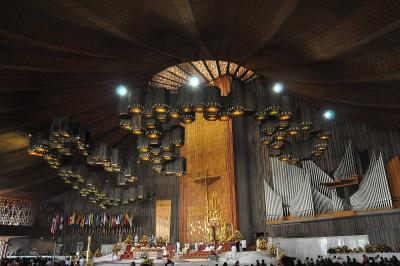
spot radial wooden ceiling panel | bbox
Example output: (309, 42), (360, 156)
(0, 0), (400, 200)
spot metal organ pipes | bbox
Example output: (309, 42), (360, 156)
(264, 180), (284, 222)
(350, 153), (392, 210)
(311, 188), (333, 214)
(333, 141), (357, 180)
(289, 173), (314, 218)
(302, 160), (333, 198)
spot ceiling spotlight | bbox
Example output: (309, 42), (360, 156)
(272, 82), (284, 94)
(323, 109), (335, 120)
(116, 85), (128, 97)
(188, 76), (200, 87)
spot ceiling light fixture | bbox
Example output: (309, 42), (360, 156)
(323, 110), (335, 120)
(188, 76), (200, 87)
(272, 82), (284, 94)
(116, 85), (128, 97)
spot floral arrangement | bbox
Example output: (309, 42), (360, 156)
(112, 243), (122, 255)
(140, 258), (154, 266)
(327, 246), (353, 254)
(94, 249), (102, 257)
(140, 252), (149, 259)
(327, 244), (392, 254)
(268, 244), (277, 257)
(156, 236), (166, 247)
(227, 230), (244, 243)
(365, 244), (392, 253)
(80, 250), (93, 259)
(140, 235), (150, 246)
(258, 239), (268, 251)
(124, 234), (133, 244)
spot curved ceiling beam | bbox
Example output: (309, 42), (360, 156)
(0, 97), (117, 134)
(0, 89), (112, 114)
(294, 0), (400, 63)
(172, 0), (211, 58)
(248, 1), (400, 71)
(56, 0), (189, 60)
(0, 47), (167, 73)
(0, 173), (57, 197)
(296, 93), (400, 130)
(239, 0), (298, 61)
(0, 71), (151, 92)
(262, 48), (400, 84)
(0, 3), (174, 61)
(286, 81), (400, 110)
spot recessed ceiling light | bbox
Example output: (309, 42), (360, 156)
(116, 85), (128, 96)
(188, 76), (200, 87)
(272, 82), (284, 94)
(323, 109), (335, 120)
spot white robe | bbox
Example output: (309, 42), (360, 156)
(231, 245), (237, 259)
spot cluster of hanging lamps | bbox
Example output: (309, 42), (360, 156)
(26, 112), (156, 208)
(250, 80), (332, 164)
(116, 76), (331, 171)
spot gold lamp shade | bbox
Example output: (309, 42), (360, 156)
(168, 92), (181, 119)
(269, 149), (282, 158)
(128, 89), (144, 114)
(152, 88), (170, 114)
(228, 79), (245, 117)
(171, 125), (185, 147)
(266, 106), (281, 116)
(299, 121), (313, 131)
(260, 135), (274, 145)
(181, 112), (195, 124)
(204, 112), (218, 121)
(278, 111), (293, 121)
(150, 147), (162, 157)
(205, 86), (221, 113)
(139, 152), (151, 161)
(145, 129), (162, 139)
(260, 119), (276, 136)
(130, 115), (144, 135)
(287, 126), (300, 136)
(162, 151), (175, 161)
(270, 140), (284, 149)
(137, 136), (150, 152)
(177, 86), (192, 113)
(274, 131), (287, 141)
(275, 121), (289, 130)
(318, 131), (331, 141)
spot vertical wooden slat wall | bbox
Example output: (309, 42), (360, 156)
(387, 156), (400, 208)
(51, 162), (180, 254)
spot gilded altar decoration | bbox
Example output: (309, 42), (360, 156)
(112, 243), (122, 255)
(140, 235), (150, 246)
(226, 230), (244, 243)
(189, 192), (233, 243)
(94, 249), (102, 257)
(156, 236), (166, 247)
(140, 258), (154, 266)
(258, 239), (268, 251)
(124, 235), (133, 244)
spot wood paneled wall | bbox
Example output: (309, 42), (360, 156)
(387, 156), (400, 208)
(232, 89), (400, 247)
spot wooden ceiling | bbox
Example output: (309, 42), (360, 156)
(1, 0), (400, 201)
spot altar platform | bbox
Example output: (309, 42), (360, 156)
(95, 251), (277, 265)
